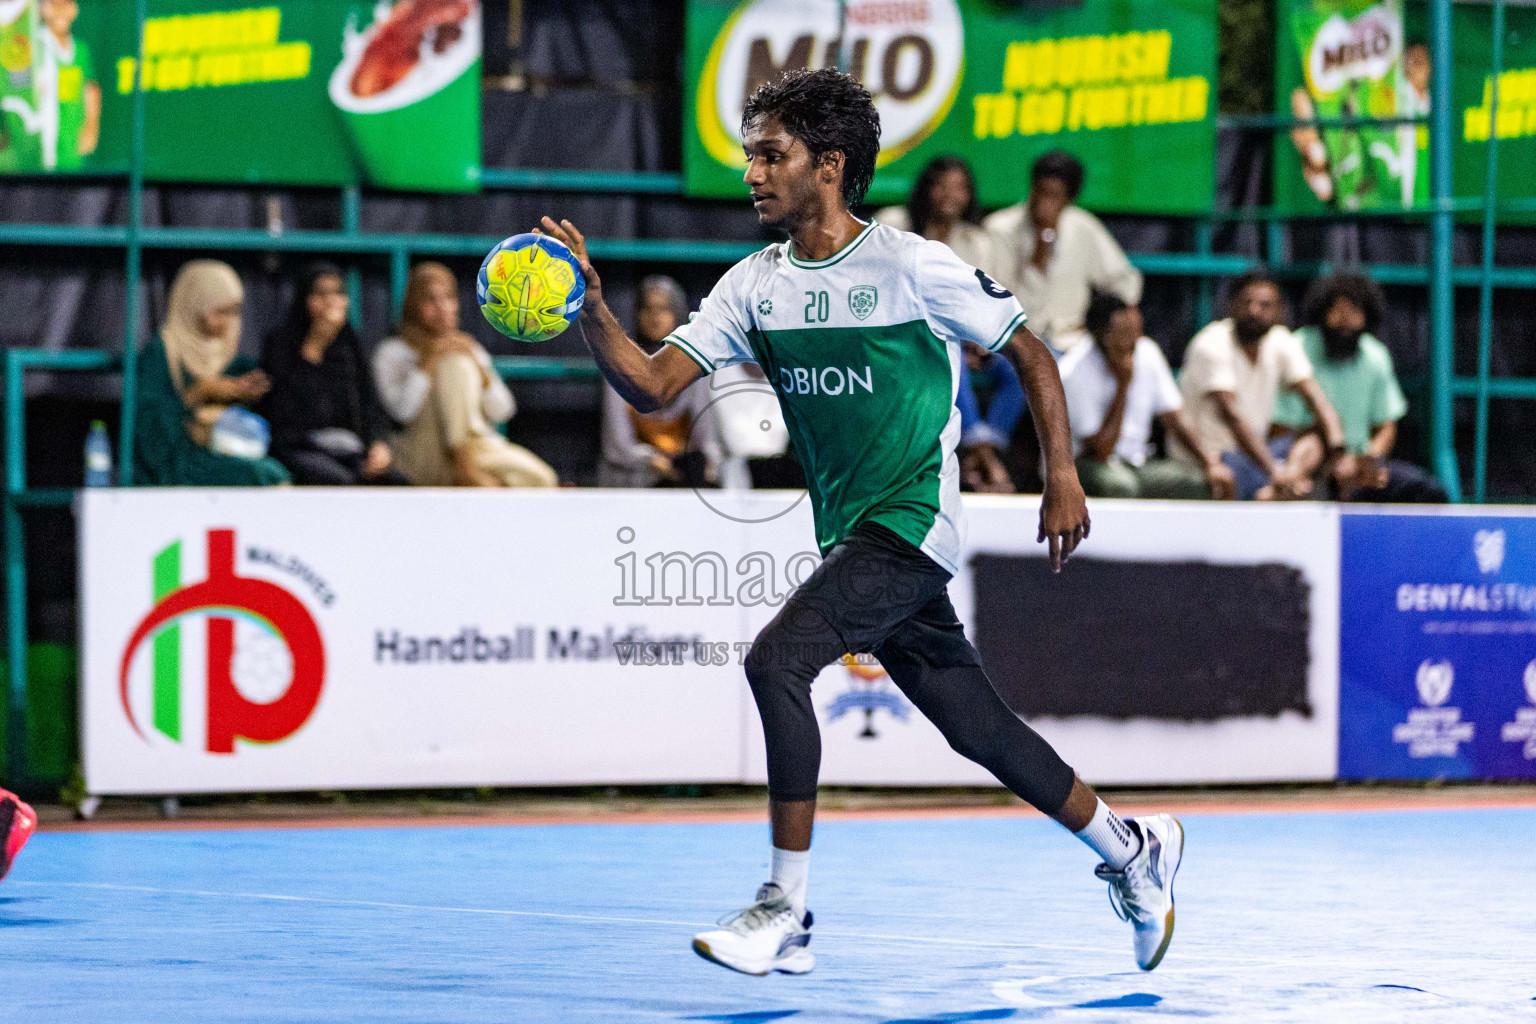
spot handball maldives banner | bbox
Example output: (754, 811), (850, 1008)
(0, 0), (481, 191)
(79, 490), (1339, 796)
(1339, 508), (1536, 780)
(683, 0), (1218, 213)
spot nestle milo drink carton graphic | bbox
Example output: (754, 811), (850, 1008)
(329, 0), (481, 192)
(1288, 0), (1428, 210)
(0, 0), (40, 172)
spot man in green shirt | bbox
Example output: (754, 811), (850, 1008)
(1274, 273), (1447, 502)
(539, 69), (1183, 978)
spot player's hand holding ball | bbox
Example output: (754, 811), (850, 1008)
(540, 216), (603, 304)
(477, 227), (588, 342)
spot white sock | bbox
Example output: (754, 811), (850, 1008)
(770, 846), (810, 918)
(1074, 799), (1141, 870)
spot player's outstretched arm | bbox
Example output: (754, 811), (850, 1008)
(538, 216), (702, 412)
(1000, 325), (1090, 573)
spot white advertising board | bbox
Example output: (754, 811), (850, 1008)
(80, 489), (1339, 795)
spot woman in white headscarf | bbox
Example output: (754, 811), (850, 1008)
(132, 260), (290, 485)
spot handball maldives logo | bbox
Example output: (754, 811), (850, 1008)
(118, 529), (326, 754)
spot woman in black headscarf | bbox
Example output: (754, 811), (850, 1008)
(261, 262), (409, 485)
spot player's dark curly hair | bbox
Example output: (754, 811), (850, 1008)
(906, 155), (981, 232)
(1031, 150), (1085, 200)
(742, 68), (881, 207)
(1301, 272), (1385, 334)
(1084, 289), (1129, 340)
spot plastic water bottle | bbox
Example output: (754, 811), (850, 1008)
(84, 420), (113, 487)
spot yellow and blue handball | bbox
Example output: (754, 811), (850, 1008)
(477, 233), (586, 343)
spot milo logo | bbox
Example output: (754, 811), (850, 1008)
(696, 0), (964, 170)
(1305, 2), (1401, 96)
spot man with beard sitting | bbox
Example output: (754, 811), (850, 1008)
(1273, 273), (1448, 503)
(1174, 270), (1344, 500)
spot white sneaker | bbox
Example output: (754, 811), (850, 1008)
(691, 883), (815, 976)
(1095, 813), (1184, 971)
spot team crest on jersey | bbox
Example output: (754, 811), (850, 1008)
(848, 286), (878, 321)
(757, 299), (772, 317)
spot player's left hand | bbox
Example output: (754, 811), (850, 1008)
(1039, 473), (1089, 573)
(538, 216), (603, 305)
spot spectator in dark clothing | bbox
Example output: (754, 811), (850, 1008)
(956, 341), (1025, 493)
(261, 263), (408, 485)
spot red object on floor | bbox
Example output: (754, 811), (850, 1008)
(0, 788), (36, 882)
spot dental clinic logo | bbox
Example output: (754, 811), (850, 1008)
(1499, 660), (1536, 760)
(1393, 659), (1473, 758)
(1415, 658), (1454, 707)
(1474, 528), (1506, 574)
(118, 529), (326, 754)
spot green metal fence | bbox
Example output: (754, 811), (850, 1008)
(0, 0), (1530, 786)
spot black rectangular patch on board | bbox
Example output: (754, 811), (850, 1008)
(971, 556), (1312, 721)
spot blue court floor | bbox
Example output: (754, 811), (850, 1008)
(1, 807), (1531, 1023)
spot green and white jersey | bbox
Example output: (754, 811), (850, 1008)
(666, 220), (1026, 574)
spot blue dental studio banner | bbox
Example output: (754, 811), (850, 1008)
(1339, 510), (1536, 779)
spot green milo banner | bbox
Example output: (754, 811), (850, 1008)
(1275, 0), (1536, 217)
(0, 0), (481, 191)
(684, 0), (1217, 214)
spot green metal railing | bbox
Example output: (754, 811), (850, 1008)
(0, 348), (595, 786)
(2, 349), (111, 789)
(0, 0), (1528, 784)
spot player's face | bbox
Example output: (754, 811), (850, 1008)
(1027, 176), (1071, 230)
(306, 274), (349, 333)
(1324, 295), (1366, 337)
(1404, 45), (1430, 96)
(930, 168), (972, 223)
(742, 116), (823, 229)
(1321, 295), (1367, 358)
(636, 289), (679, 344)
(200, 299), (242, 340)
(417, 279), (460, 335)
(1231, 281), (1283, 343)
(1101, 306), (1142, 358)
(41, 0), (78, 36)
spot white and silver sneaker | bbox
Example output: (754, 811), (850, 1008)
(1095, 813), (1184, 971)
(691, 883), (815, 976)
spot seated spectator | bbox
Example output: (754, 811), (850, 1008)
(261, 263), (408, 486)
(373, 262), (557, 488)
(598, 275), (721, 488)
(132, 260), (290, 486)
(874, 155), (1005, 278)
(1274, 273), (1448, 503)
(956, 341), (1024, 493)
(983, 150), (1142, 355)
(1176, 270), (1345, 500)
(873, 156), (1018, 492)
(1062, 292), (1234, 499)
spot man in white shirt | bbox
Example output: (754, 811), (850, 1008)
(1175, 271), (1344, 500)
(1062, 292), (1233, 499)
(983, 151), (1142, 355)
